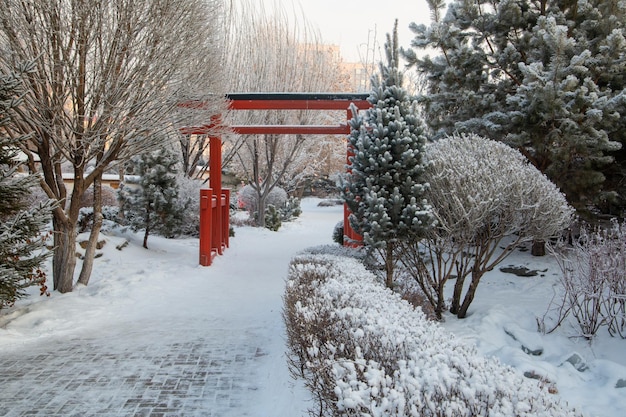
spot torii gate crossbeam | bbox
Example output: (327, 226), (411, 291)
(180, 93), (372, 266)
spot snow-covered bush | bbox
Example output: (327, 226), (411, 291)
(78, 185), (118, 209)
(546, 220), (626, 339)
(342, 25), (434, 289)
(281, 196), (301, 221)
(401, 133), (574, 319)
(175, 175), (203, 237)
(284, 253), (582, 417)
(264, 204), (281, 231)
(77, 206), (119, 233)
(117, 149), (186, 249)
(333, 220), (344, 245)
(237, 184), (287, 215)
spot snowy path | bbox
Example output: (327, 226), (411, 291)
(0, 200), (343, 417)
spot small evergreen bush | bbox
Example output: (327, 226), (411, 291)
(332, 220), (344, 245)
(280, 196), (301, 221)
(264, 204), (282, 231)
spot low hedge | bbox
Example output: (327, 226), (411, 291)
(284, 253), (582, 417)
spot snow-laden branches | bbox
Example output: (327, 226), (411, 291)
(221, 0), (351, 227)
(545, 220), (626, 340)
(401, 133), (574, 318)
(0, 0), (224, 292)
(284, 252), (583, 416)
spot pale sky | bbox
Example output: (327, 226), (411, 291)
(253, 0), (434, 62)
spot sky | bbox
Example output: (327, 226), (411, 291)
(255, 0), (435, 62)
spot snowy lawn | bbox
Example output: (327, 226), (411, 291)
(0, 198), (624, 416)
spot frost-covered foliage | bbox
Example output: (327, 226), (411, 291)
(404, 0), (626, 214)
(78, 185), (118, 210)
(342, 23), (434, 288)
(77, 206), (120, 234)
(402, 134), (574, 319)
(284, 253), (582, 417)
(281, 196), (301, 221)
(264, 205), (281, 232)
(0, 66), (54, 308)
(237, 184), (287, 216)
(117, 149), (186, 249)
(175, 175), (203, 237)
(545, 220), (626, 339)
(237, 184), (300, 229)
(333, 220), (344, 245)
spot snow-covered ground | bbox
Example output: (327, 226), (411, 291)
(0, 198), (624, 416)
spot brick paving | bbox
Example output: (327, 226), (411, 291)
(0, 325), (267, 417)
(0, 203), (341, 417)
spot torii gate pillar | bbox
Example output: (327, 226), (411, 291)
(183, 93), (370, 266)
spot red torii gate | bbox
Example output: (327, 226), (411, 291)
(180, 93), (372, 266)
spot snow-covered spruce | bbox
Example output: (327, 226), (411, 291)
(284, 253), (582, 417)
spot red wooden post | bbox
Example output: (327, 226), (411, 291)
(222, 189), (230, 249)
(210, 134), (223, 255)
(199, 188), (213, 266)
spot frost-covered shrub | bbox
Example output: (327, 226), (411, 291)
(175, 175), (203, 237)
(284, 253), (582, 417)
(77, 206), (120, 233)
(280, 196), (301, 221)
(78, 185), (118, 209)
(402, 133), (574, 319)
(264, 205), (281, 231)
(545, 220), (626, 339)
(117, 149), (185, 249)
(237, 184), (287, 215)
(333, 220), (344, 245)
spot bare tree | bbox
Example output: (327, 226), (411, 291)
(0, 0), (225, 293)
(222, 0), (350, 226)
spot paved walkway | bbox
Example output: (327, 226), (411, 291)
(0, 203), (341, 416)
(0, 326), (265, 416)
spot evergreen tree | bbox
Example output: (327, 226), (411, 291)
(343, 21), (435, 289)
(404, 0), (626, 216)
(0, 66), (54, 308)
(118, 148), (185, 249)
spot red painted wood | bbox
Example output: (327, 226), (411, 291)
(228, 99), (371, 110)
(199, 189), (213, 266)
(231, 124), (350, 135)
(190, 93), (373, 266)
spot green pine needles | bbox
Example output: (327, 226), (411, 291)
(404, 0), (626, 217)
(1, 66), (54, 308)
(343, 22), (435, 288)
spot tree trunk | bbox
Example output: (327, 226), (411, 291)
(531, 239), (546, 256)
(456, 270), (485, 319)
(256, 186), (267, 228)
(143, 208), (151, 249)
(77, 177), (103, 286)
(384, 240), (394, 289)
(449, 274), (466, 315)
(52, 214), (77, 293)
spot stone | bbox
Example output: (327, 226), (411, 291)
(561, 353), (588, 372)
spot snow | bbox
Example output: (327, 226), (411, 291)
(1, 198), (625, 416)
